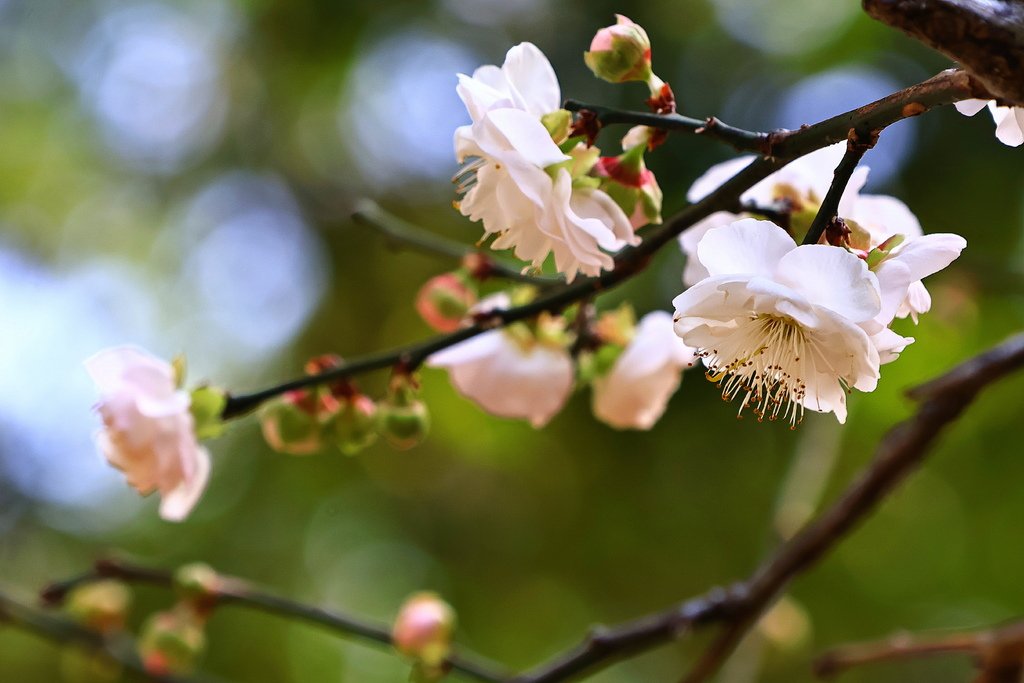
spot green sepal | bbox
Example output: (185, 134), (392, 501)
(189, 386), (227, 439)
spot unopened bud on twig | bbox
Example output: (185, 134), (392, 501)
(585, 15), (653, 86)
(65, 581), (132, 635)
(138, 606), (206, 676)
(377, 372), (430, 450)
(393, 592), (456, 672)
(416, 273), (477, 333)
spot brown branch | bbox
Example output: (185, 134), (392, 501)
(0, 589), (210, 683)
(815, 620), (1024, 682)
(864, 0), (1024, 105)
(40, 559), (508, 683)
(508, 332), (1024, 683)
(221, 70), (974, 420)
(801, 130), (874, 246)
(567, 69), (978, 159)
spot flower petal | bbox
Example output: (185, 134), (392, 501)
(501, 43), (561, 116)
(955, 98), (988, 116)
(775, 244), (881, 322)
(696, 218), (796, 278)
(159, 445), (211, 522)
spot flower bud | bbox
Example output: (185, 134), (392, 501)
(328, 393), (379, 455)
(378, 373), (430, 450)
(594, 146), (663, 229)
(416, 273), (477, 333)
(584, 15), (652, 85)
(260, 390), (338, 455)
(173, 563), (221, 612)
(392, 592), (455, 670)
(65, 581), (131, 635)
(138, 607), (206, 676)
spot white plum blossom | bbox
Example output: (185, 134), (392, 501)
(427, 295), (573, 427)
(592, 311), (695, 429)
(85, 346), (210, 521)
(673, 219), (882, 426)
(956, 98), (1024, 147)
(454, 43), (637, 281)
(680, 142), (957, 325)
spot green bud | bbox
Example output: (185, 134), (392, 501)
(260, 397), (325, 455)
(65, 581), (132, 635)
(138, 607), (206, 676)
(328, 395), (379, 455)
(584, 15), (653, 85)
(173, 563), (220, 607)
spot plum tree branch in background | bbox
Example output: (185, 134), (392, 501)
(0, 590), (206, 683)
(800, 131), (873, 245)
(351, 200), (558, 287)
(508, 332), (1024, 683)
(220, 68), (976, 421)
(863, 0), (1024, 105)
(814, 620), (1024, 682)
(40, 560), (508, 683)
(567, 68), (977, 158)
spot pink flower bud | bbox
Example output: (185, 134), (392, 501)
(416, 273), (477, 333)
(138, 607), (206, 676)
(65, 581), (132, 635)
(392, 592), (455, 669)
(594, 146), (663, 229)
(584, 15), (653, 85)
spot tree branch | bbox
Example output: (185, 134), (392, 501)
(0, 590), (207, 683)
(815, 620), (1024, 682)
(863, 0), (1024, 105)
(569, 69), (977, 158)
(800, 131), (872, 246)
(220, 69), (975, 420)
(508, 332), (1024, 683)
(351, 200), (558, 287)
(40, 559), (508, 683)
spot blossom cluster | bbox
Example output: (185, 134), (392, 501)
(83, 15), (984, 522)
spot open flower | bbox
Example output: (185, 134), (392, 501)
(592, 311), (695, 429)
(85, 346), (210, 521)
(956, 98), (1024, 147)
(673, 219), (882, 425)
(681, 142), (956, 325)
(454, 43), (637, 281)
(427, 294), (573, 427)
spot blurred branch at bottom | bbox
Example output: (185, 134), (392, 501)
(815, 620), (1024, 683)
(508, 332), (1024, 683)
(0, 590), (205, 683)
(40, 559), (508, 683)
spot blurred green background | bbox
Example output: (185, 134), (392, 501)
(1, 0), (1023, 681)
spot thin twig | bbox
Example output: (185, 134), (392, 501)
(814, 629), (983, 678)
(561, 101), (774, 154)
(815, 619), (1024, 682)
(508, 332), (1024, 683)
(40, 559), (508, 683)
(0, 590), (209, 683)
(220, 69), (975, 420)
(801, 132), (872, 246)
(569, 68), (977, 159)
(351, 200), (557, 287)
